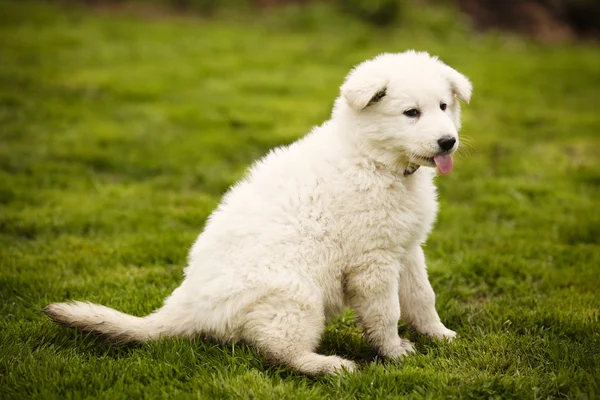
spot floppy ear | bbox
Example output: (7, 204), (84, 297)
(443, 66), (472, 104)
(341, 76), (388, 111)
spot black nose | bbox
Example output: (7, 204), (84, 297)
(437, 136), (456, 152)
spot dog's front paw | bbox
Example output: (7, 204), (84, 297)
(380, 338), (416, 360)
(424, 325), (457, 341)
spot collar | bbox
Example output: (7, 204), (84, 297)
(403, 163), (420, 176)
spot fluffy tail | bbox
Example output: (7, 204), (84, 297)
(42, 301), (174, 343)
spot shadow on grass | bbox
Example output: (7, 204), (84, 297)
(35, 320), (143, 359)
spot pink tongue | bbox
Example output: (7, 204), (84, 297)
(433, 154), (454, 175)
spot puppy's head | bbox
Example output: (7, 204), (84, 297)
(335, 51), (472, 174)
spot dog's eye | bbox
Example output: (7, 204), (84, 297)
(440, 103), (447, 111)
(403, 109), (420, 118)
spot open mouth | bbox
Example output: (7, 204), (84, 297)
(417, 156), (435, 165)
(413, 153), (454, 175)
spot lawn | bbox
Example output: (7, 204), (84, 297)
(0, 1), (599, 398)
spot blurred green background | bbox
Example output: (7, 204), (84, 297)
(0, 0), (598, 398)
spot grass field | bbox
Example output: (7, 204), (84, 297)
(1, 1), (599, 398)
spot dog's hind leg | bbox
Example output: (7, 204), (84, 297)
(241, 294), (355, 375)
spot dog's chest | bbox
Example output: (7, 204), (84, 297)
(333, 169), (438, 255)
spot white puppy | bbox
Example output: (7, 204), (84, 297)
(44, 50), (472, 375)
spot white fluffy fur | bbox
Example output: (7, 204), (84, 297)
(44, 51), (472, 375)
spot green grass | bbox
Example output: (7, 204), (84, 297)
(1, 1), (599, 398)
